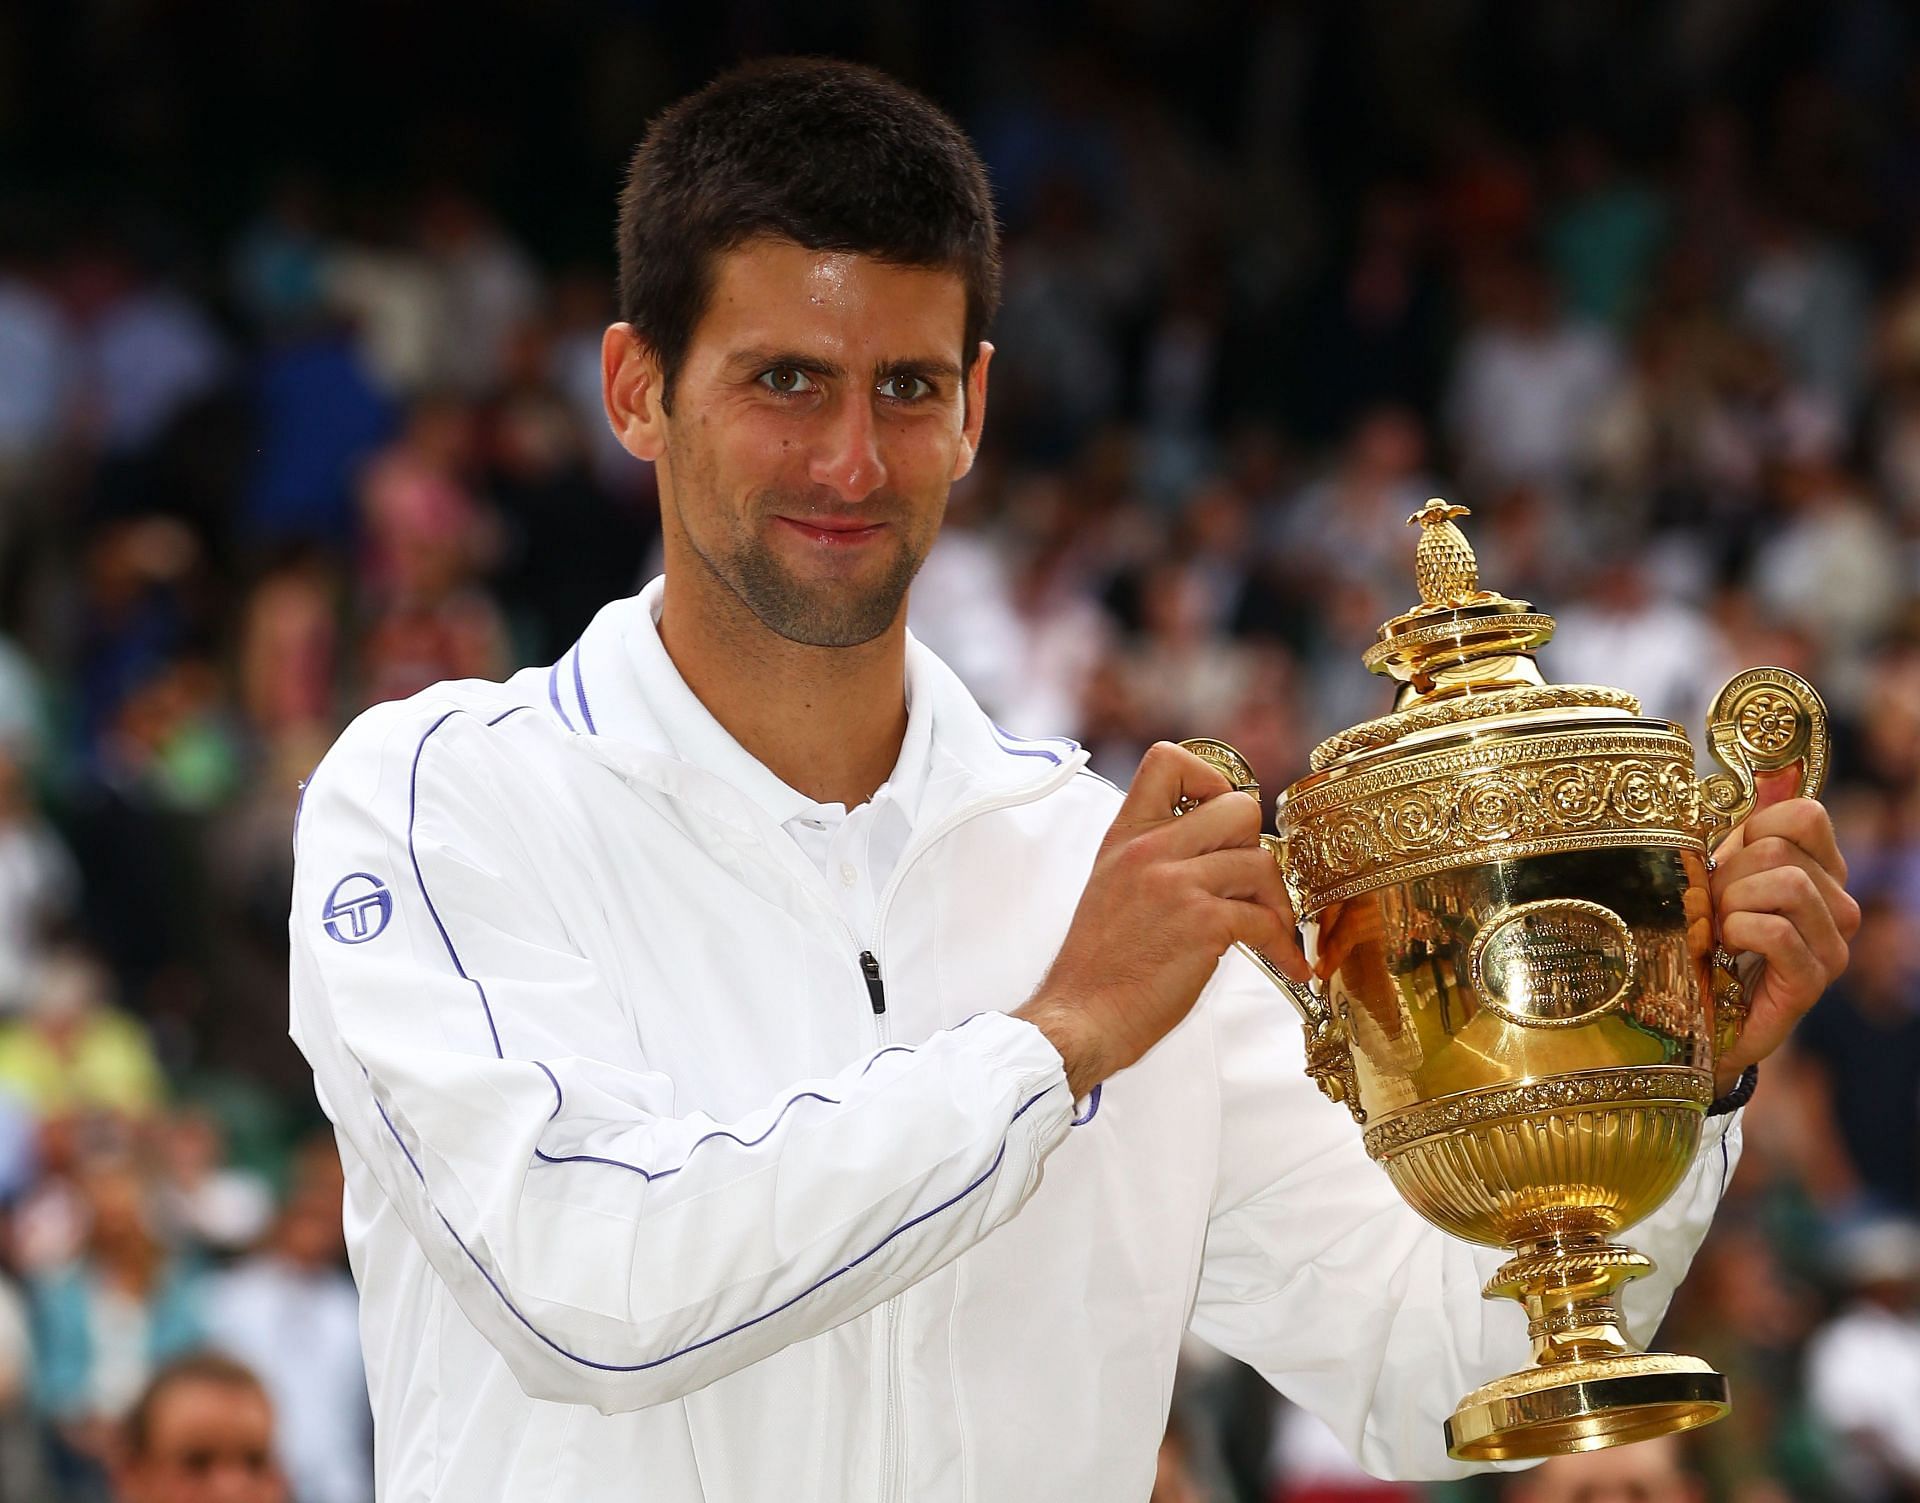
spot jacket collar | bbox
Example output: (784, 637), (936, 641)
(552, 577), (1087, 833)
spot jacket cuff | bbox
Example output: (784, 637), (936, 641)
(972, 1010), (1082, 1137)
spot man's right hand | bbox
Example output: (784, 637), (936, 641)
(1013, 741), (1309, 1099)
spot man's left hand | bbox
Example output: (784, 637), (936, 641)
(1708, 765), (1861, 1093)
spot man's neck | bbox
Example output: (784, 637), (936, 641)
(656, 572), (908, 810)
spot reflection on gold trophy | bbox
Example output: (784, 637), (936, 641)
(1184, 500), (1829, 1461)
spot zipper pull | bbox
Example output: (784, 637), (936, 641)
(859, 951), (886, 1014)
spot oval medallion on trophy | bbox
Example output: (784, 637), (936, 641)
(1468, 899), (1638, 1028)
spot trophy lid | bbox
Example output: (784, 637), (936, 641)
(1308, 500), (1641, 771)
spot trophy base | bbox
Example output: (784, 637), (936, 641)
(1445, 1353), (1729, 1461)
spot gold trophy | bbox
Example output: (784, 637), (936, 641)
(1184, 499), (1828, 1461)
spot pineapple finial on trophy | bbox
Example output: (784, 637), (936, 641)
(1408, 498), (1488, 609)
(1360, 496), (1554, 699)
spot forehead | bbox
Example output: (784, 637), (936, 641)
(148, 1381), (273, 1451)
(691, 238), (967, 365)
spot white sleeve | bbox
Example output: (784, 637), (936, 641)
(1187, 951), (1739, 1481)
(289, 703), (1074, 1414)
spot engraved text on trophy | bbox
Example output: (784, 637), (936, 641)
(1469, 900), (1637, 1028)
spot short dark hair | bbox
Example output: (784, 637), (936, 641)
(123, 1352), (270, 1458)
(616, 57), (1000, 409)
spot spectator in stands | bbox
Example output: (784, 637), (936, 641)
(0, 739), (79, 1015)
(112, 1353), (287, 1503)
(1150, 1410), (1209, 1503)
(1806, 1217), (1920, 1503)
(0, 1265), (47, 1500)
(153, 1110), (273, 1260)
(1505, 1434), (1705, 1503)
(31, 1159), (205, 1481)
(1445, 252), (1623, 495)
(0, 949), (164, 1124)
(1797, 899), (1920, 1213)
(205, 1140), (369, 1503)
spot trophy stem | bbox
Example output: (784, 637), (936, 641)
(1485, 1233), (1649, 1367)
(1446, 1232), (1730, 1461)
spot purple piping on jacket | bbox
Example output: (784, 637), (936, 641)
(388, 706), (1058, 1370)
(570, 643), (598, 735)
(547, 664), (577, 733)
(531, 1082), (842, 1178)
(990, 721), (1083, 767)
(1071, 1084), (1102, 1126)
(524, 1023), (985, 1181)
(375, 1084), (1053, 1374)
(404, 705), (536, 1058)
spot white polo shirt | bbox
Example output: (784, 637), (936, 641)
(627, 593), (931, 942)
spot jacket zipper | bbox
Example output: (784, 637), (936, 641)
(579, 727), (1088, 1499)
(764, 761), (1081, 1502)
(867, 946), (901, 1502)
(860, 762), (1082, 1503)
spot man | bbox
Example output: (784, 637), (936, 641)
(205, 1154), (372, 1503)
(1503, 1434), (1705, 1503)
(113, 1353), (288, 1503)
(289, 58), (1858, 1500)
(1805, 1216), (1920, 1502)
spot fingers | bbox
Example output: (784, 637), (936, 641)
(1109, 746), (1262, 861)
(1723, 794), (1848, 888)
(1160, 785), (1263, 856)
(1715, 824), (1855, 1070)
(1180, 849), (1310, 981)
(1187, 847), (1295, 909)
(1720, 859), (1850, 990)
(1720, 908), (1828, 1043)
(1713, 836), (1860, 938)
(1711, 795), (1862, 989)
(1120, 741), (1235, 825)
(1220, 899), (1312, 982)
(1715, 779), (1841, 875)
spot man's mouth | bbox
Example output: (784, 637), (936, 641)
(773, 516), (889, 546)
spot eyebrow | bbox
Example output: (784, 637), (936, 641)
(877, 356), (963, 384)
(723, 349), (963, 384)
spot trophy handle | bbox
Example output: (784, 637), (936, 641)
(1698, 667), (1830, 855)
(1177, 739), (1363, 1119)
(1251, 834), (1363, 1120)
(1697, 667), (1831, 1054)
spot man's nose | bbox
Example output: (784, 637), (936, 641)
(208, 1462), (268, 1503)
(807, 393), (887, 504)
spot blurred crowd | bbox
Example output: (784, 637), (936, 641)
(4, 2), (1920, 1500)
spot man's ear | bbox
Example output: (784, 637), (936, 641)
(603, 323), (668, 462)
(951, 340), (993, 482)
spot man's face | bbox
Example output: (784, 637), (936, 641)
(1507, 1438), (1705, 1503)
(607, 237), (990, 648)
(117, 1382), (287, 1503)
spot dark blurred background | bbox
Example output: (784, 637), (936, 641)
(1, 2), (1919, 1500)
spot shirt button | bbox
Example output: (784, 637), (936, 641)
(839, 863), (858, 887)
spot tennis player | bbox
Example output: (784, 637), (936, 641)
(289, 58), (1858, 1500)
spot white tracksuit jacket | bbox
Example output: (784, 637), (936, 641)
(289, 579), (1741, 1501)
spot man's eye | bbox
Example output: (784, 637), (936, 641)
(758, 367), (817, 396)
(879, 373), (932, 402)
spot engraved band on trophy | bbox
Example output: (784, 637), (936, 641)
(1183, 499), (1829, 1461)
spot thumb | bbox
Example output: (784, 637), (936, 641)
(1119, 741), (1234, 824)
(1751, 760), (1804, 815)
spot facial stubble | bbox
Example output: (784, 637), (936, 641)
(675, 460), (943, 648)
(726, 511), (931, 646)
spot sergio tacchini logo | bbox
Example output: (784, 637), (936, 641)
(323, 872), (393, 944)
